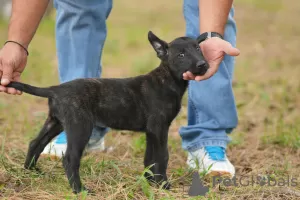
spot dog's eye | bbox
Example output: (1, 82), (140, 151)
(196, 46), (200, 51)
(178, 53), (185, 58)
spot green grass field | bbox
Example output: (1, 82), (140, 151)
(1, 0), (300, 199)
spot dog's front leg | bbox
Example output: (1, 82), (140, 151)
(145, 121), (170, 189)
(144, 133), (155, 182)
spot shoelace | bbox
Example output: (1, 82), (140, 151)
(204, 146), (226, 161)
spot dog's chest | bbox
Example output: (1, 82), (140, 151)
(151, 94), (182, 123)
(165, 100), (182, 119)
(145, 81), (185, 122)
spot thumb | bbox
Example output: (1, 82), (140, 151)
(1, 64), (13, 85)
(222, 41), (240, 56)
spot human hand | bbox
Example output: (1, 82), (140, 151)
(183, 37), (240, 81)
(0, 42), (28, 95)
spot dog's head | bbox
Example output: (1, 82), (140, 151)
(148, 31), (209, 79)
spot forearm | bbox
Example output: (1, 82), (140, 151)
(8, 0), (50, 48)
(199, 0), (233, 36)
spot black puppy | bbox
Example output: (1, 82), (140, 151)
(6, 31), (209, 194)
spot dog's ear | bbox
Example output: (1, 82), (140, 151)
(148, 31), (168, 59)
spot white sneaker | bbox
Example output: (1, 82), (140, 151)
(41, 137), (105, 159)
(86, 137), (105, 152)
(187, 146), (235, 178)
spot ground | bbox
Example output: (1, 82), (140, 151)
(0, 0), (300, 199)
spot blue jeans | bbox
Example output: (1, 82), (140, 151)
(53, 0), (113, 143)
(179, 0), (238, 151)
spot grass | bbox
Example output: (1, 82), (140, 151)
(1, 0), (300, 199)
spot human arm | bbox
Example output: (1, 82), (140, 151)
(183, 0), (240, 81)
(0, 0), (50, 94)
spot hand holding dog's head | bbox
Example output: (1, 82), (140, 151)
(148, 31), (209, 80)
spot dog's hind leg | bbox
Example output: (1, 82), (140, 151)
(62, 120), (93, 194)
(24, 116), (63, 169)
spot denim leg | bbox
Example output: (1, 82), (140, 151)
(53, 0), (113, 143)
(179, 0), (238, 151)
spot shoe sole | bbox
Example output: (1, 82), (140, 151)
(86, 146), (114, 153)
(207, 170), (233, 178)
(39, 145), (112, 161)
(40, 153), (62, 161)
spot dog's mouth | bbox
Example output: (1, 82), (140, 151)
(188, 60), (209, 76)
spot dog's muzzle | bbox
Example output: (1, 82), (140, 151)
(189, 60), (209, 76)
(196, 60), (207, 69)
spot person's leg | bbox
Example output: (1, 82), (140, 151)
(180, 0), (238, 177)
(42, 0), (113, 157)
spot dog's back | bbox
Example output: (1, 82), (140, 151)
(45, 64), (184, 132)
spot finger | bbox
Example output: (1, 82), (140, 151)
(1, 63), (13, 85)
(195, 75), (208, 81)
(195, 65), (218, 81)
(183, 73), (189, 80)
(16, 90), (22, 95)
(186, 71), (195, 80)
(0, 85), (7, 92)
(222, 42), (240, 56)
(7, 87), (18, 95)
(204, 67), (217, 79)
(195, 74), (211, 81)
(183, 71), (195, 80)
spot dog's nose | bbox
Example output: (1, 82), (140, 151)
(196, 60), (206, 68)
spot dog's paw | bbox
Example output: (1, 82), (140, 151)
(161, 181), (171, 190)
(144, 172), (171, 190)
(144, 172), (155, 182)
(24, 163), (36, 170)
(24, 164), (40, 172)
(85, 188), (96, 195)
(73, 187), (95, 195)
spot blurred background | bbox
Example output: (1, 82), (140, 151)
(0, 0), (300, 199)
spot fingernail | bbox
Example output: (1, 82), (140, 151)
(1, 79), (9, 85)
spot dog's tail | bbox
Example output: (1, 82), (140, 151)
(6, 82), (52, 98)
